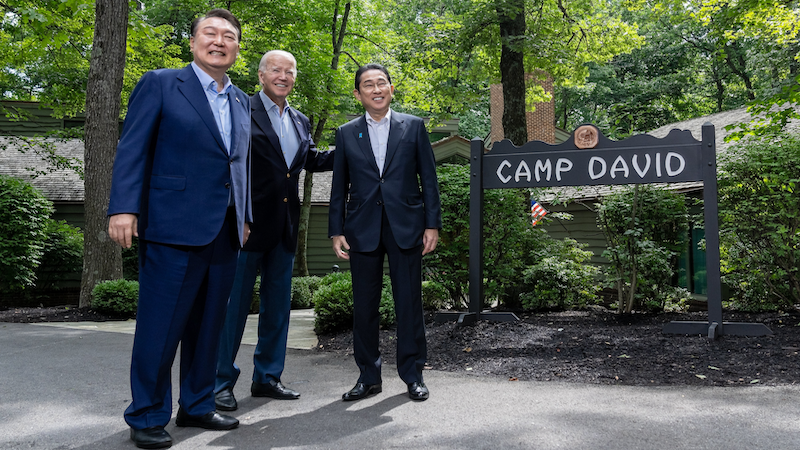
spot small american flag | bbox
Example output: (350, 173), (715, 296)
(531, 199), (548, 226)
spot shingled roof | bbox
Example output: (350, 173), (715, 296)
(0, 137), (84, 202)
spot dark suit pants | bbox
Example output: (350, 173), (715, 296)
(215, 245), (295, 392)
(349, 212), (427, 386)
(124, 212), (239, 430)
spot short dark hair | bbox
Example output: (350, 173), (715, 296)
(354, 63), (392, 91)
(191, 9), (241, 42)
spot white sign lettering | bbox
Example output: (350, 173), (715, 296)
(494, 151), (690, 186)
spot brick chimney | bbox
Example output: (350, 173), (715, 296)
(490, 71), (555, 144)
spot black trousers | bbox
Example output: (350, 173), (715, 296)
(348, 211), (427, 385)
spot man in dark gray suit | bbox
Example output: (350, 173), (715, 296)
(329, 63), (441, 402)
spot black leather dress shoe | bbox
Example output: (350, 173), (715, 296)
(407, 381), (429, 401)
(215, 387), (238, 411)
(175, 409), (239, 430)
(251, 380), (300, 399)
(342, 382), (382, 401)
(130, 426), (172, 449)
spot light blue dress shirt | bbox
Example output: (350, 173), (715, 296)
(259, 90), (301, 168)
(191, 62), (233, 154)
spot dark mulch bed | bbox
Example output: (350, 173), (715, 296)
(0, 305), (130, 323)
(316, 309), (800, 387)
(4, 305), (799, 387)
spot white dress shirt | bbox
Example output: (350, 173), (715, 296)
(365, 109), (392, 175)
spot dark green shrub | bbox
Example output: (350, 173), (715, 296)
(718, 133), (800, 310)
(421, 280), (450, 310)
(291, 275), (322, 309)
(34, 219), (83, 291)
(425, 164), (547, 309)
(250, 275), (261, 314)
(313, 272), (354, 334)
(597, 185), (688, 313)
(0, 175), (53, 291)
(121, 238), (139, 281)
(379, 274), (396, 329)
(519, 238), (600, 311)
(313, 271), (395, 334)
(92, 279), (138, 316)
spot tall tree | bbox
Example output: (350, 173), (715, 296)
(80, 0), (129, 307)
(497, 0), (528, 144)
(618, 0), (800, 138)
(296, 0), (353, 275)
(382, 0), (643, 143)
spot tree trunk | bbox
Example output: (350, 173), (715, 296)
(623, 185), (640, 314)
(295, 1), (351, 276)
(497, 0), (527, 146)
(724, 41), (755, 100)
(80, 0), (128, 307)
(296, 170), (314, 276)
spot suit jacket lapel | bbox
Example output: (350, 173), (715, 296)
(176, 65), (227, 154)
(251, 93), (283, 163)
(384, 113), (407, 172)
(353, 116), (381, 174)
(228, 89), (247, 157)
(287, 108), (309, 171)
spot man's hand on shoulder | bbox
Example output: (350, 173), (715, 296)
(422, 228), (439, 255)
(108, 214), (138, 248)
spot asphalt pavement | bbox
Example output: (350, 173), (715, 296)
(1, 311), (799, 449)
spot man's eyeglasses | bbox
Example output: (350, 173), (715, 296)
(361, 80), (390, 91)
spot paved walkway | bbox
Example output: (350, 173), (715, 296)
(1, 311), (799, 449)
(30, 309), (319, 350)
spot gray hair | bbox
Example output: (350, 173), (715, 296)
(258, 50), (297, 78)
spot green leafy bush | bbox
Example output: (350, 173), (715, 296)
(34, 219), (83, 291)
(0, 175), (53, 291)
(121, 238), (139, 281)
(425, 164), (547, 309)
(313, 271), (395, 334)
(291, 275), (322, 309)
(379, 274), (396, 329)
(519, 238), (600, 310)
(718, 133), (800, 310)
(313, 272), (354, 334)
(597, 185), (688, 313)
(421, 280), (450, 310)
(92, 279), (138, 316)
(250, 275), (261, 313)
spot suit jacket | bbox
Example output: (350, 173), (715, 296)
(245, 93), (334, 253)
(328, 111), (442, 252)
(108, 64), (252, 246)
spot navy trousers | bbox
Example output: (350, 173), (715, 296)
(124, 211), (238, 430)
(215, 245), (295, 392)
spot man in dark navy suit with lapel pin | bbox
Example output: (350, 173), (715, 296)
(214, 50), (334, 412)
(107, 9), (250, 449)
(329, 63), (442, 402)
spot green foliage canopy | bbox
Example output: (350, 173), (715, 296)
(0, 174), (53, 290)
(718, 133), (800, 308)
(597, 184), (688, 313)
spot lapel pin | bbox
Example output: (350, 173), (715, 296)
(236, 97), (240, 103)
(359, 132), (362, 138)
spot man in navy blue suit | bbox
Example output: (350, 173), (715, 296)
(214, 50), (333, 411)
(329, 63), (442, 402)
(107, 9), (250, 449)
